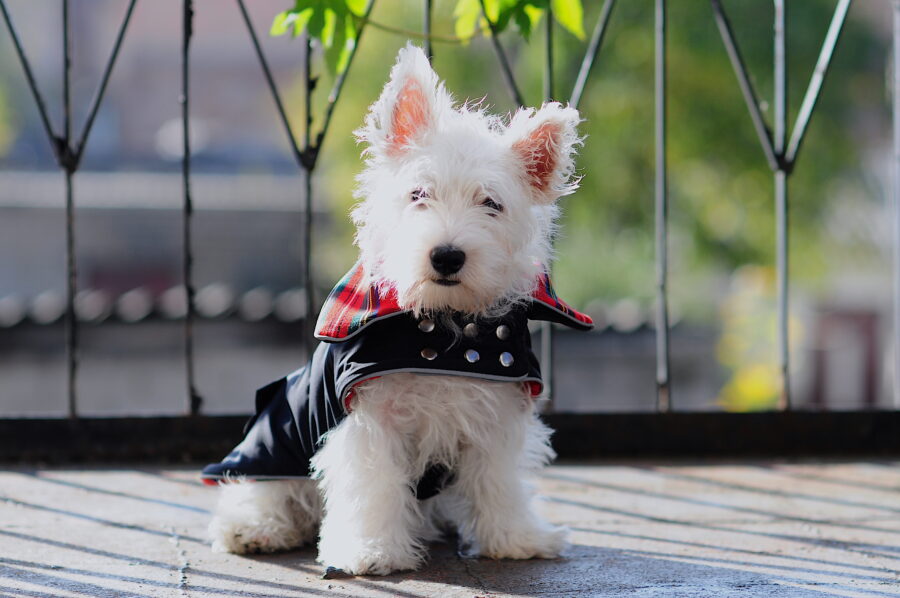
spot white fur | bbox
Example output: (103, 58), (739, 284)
(210, 477), (321, 554)
(208, 44), (580, 575)
(352, 44), (581, 317)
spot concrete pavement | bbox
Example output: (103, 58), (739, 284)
(1, 461), (899, 597)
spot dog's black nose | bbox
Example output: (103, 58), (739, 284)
(430, 245), (466, 276)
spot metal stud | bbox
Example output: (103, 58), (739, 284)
(418, 318), (435, 333)
(463, 323), (478, 338)
(495, 324), (510, 340)
(421, 348), (438, 360)
(465, 349), (480, 363)
(499, 352), (514, 367)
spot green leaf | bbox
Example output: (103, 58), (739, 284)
(320, 6), (337, 47)
(453, 0), (481, 42)
(523, 3), (544, 28)
(291, 8), (314, 36)
(482, 0), (502, 22)
(499, 0), (546, 38)
(345, 0), (367, 16)
(270, 11), (292, 36)
(306, 4), (326, 40)
(271, 6), (315, 38)
(325, 9), (357, 74)
(551, 0), (584, 39)
(270, 0), (363, 75)
(454, 0), (552, 40)
(512, 6), (535, 39)
(451, 0), (583, 41)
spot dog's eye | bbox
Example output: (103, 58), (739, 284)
(410, 188), (429, 202)
(481, 197), (503, 214)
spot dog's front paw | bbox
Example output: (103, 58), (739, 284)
(472, 524), (569, 560)
(208, 513), (313, 554)
(209, 517), (280, 554)
(318, 537), (425, 576)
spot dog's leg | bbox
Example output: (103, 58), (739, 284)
(312, 405), (425, 576)
(208, 478), (321, 554)
(446, 397), (568, 560)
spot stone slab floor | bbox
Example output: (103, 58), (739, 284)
(1, 461), (899, 597)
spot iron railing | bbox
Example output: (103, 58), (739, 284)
(0, 0), (899, 461)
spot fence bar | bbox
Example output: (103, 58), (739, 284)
(64, 166), (77, 419)
(424, 0), (433, 61)
(654, 0), (670, 412)
(61, 0), (80, 419)
(236, 0), (302, 165)
(710, 0), (779, 173)
(785, 0), (851, 165)
(0, 1), (59, 161)
(237, 1), (374, 354)
(774, 0), (790, 410)
(570, 0), (616, 110)
(302, 34), (314, 353)
(74, 0), (138, 163)
(894, 0), (900, 409)
(182, 0), (201, 415)
(540, 2), (555, 405)
(235, 4), (309, 347)
(479, 0), (525, 106)
(5, 0), (138, 417)
(62, 0), (71, 153)
(544, 2), (554, 102)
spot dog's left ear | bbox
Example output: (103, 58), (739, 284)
(357, 43), (451, 159)
(507, 102), (582, 204)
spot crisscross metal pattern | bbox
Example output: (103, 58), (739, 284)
(0, 1), (896, 458)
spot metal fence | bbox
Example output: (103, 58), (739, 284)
(1, 0), (899, 461)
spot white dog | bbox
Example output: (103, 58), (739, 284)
(203, 44), (592, 576)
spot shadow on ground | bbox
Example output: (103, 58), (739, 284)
(2, 464), (899, 597)
(236, 541), (872, 598)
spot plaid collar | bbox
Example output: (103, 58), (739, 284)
(315, 262), (593, 341)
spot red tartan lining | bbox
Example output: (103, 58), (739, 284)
(531, 270), (593, 327)
(316, 263), (592, 340)
(343, 376), (382, 412)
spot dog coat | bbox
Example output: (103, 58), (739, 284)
(201, 262), (592, 497)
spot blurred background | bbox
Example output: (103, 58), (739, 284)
(0, 0), (894, 416)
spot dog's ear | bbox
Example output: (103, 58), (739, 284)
(507, 103), (582, 204)
(357, 43), (450, 158)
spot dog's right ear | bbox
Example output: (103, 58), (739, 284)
(357, 43), (450, 159)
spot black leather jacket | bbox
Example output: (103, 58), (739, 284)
(201, 264), (592, 498)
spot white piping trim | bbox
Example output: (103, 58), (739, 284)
(201, 473), (312, 481)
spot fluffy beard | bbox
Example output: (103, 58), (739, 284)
(372, 234), (539, 319)
(357, 191), (552, 319)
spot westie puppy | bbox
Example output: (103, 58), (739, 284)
(203, 43), (592, 576)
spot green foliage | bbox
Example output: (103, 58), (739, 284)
(453, 0), (584, 41)
(551, 0), (584, 39)
(271, 0), (369, 74)
(277, 0), (888, 330)
(715, 266), (802, 411)
(272, 0), (585, 74)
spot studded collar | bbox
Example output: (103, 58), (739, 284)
(314, 261), (593, 342)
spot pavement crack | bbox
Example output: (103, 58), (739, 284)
(460, 557), (489, 595)
(168, 526), (190, 596)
